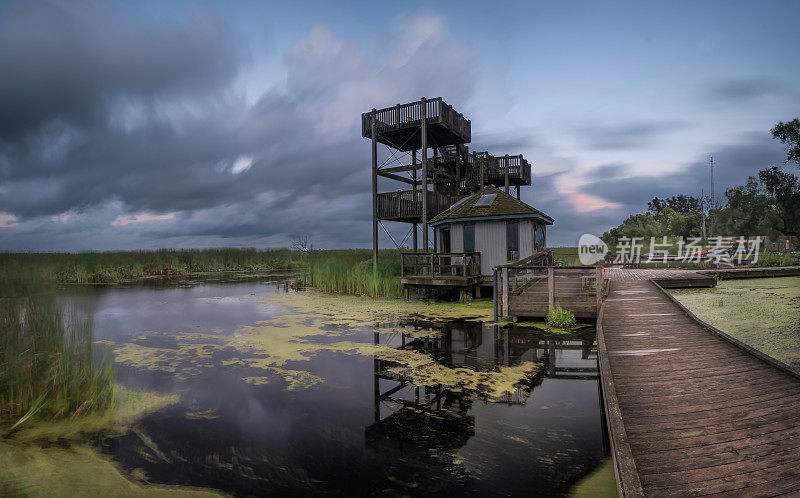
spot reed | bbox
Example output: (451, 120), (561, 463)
(0, 248), (303, 284)
(0, 277), (115, 430)
(301, 250), (402, 298)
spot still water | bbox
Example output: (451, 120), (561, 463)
(63, 275), (609, 496)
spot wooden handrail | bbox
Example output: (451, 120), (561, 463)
(362, 97), (470, 142)
(401, 252), (481, 277)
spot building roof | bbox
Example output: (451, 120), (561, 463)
(430, 186), (554, 226)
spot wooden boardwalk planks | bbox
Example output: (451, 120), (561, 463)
(600, 278), (800, 497)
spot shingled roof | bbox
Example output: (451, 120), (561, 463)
(430, 186), (553, 225)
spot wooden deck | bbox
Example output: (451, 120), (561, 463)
(599, 275), (800, 496)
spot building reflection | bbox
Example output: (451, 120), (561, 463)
(366, 322), (599, 460)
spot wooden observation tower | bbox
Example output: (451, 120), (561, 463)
(363, 97), (532, 271)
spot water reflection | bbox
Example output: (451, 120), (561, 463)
(54, 277), (608, 496)
(368, 322), (601, 487)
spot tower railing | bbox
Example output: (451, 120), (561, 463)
(376, 189), (461, 221)
(361, 97), (471, 143)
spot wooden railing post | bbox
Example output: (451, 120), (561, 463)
(547, 267), (555, 312)
(596, 266), (603, 311)
(401, 252), (405, 277)
(493, 268), (498, 321)
(502, 267), (509, 317)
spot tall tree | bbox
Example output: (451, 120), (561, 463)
(758, 166), (800, 236)
(771, 118), (800, 167)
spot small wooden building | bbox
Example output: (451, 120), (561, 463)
(430, 186), (553, 276)
(399, 186), (553, 297)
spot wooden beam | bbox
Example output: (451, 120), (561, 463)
(547, 267), (555, 312)
(377, 171), (418, 185)
(381, 164), (420, 174)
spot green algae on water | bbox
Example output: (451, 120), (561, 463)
(107, 290), (544, 398)
(670, 277), (800, 368)
(567, 458), (618, 497)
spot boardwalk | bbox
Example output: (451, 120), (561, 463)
(599, 277), (800, 496)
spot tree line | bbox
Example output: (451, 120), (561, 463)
(603, 119), (800, 246)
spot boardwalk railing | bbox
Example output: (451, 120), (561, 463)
(496, 260), (604, 319)
(377, 189), (460, 221)
(401, 252), (481, 277)
(361, 97), (471, 143)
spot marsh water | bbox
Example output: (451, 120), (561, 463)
(18, 274), (611, 496)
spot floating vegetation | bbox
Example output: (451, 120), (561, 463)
(670, 276), (800, 368)
(105, 290), (543, 399)
(567, 458), (618, 497)
(0, 387), (212, 496)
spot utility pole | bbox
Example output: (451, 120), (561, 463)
(709, 156), (714, 236)
(701, 188), (706, 241)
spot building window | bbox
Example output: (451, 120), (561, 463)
(463, 223), (475, 253)
(534, 224), (545, 252)
(506, 221), (519, 261)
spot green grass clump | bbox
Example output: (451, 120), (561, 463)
(0, 278), (114, 430)
(753, 251), (796, 267)
(302, 249), (402, 298)
(546, 304), (577, 329)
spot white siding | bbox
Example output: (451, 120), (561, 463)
(436, 218), (547, 275)
(475, 220), (507, 275)
(519, 220), (533, 259)
(450, 223), (464, 252)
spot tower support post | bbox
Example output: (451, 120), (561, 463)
(412, 149), (418, 252)
(504, 154), (510, 194)
(421, 98), (428, 252)
(371, 108), (378, 274)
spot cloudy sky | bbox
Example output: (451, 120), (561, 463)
(1, 0), (798, 250)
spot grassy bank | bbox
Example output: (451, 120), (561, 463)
(0, 280), (115, 430)
(670, 277), (800, 368)
(0, 248), (304, 284)
(552, 247), (580, 266)
(1, 248), (403, 297)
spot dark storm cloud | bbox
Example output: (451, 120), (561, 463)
(576, 121), (689, 150)
(0, 4), (473, 250)
(0, 2), (239, 142)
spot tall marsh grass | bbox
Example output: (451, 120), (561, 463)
(0, 248), (302, 284)
(0, 278), (114, 430)
(302, 249), (402, 298)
